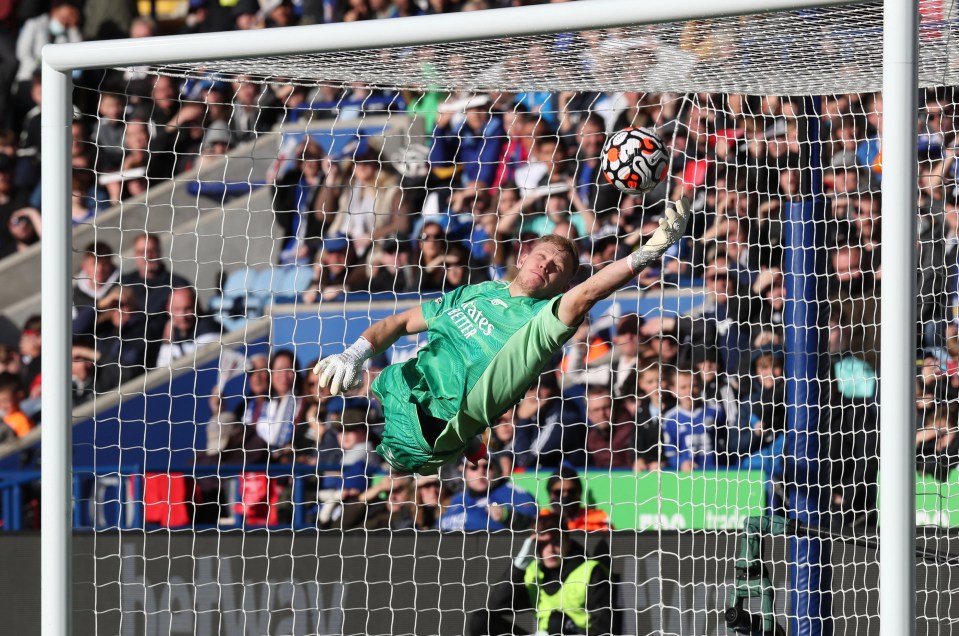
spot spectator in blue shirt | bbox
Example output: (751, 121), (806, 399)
(513, 374), (586, 469)
(319, 408), (379, 494)
(439, 458), (537, 532)
(661, 369), (721, 471)
(429, 95), (505, 188)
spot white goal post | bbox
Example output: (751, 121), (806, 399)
(39, 1), (919, 635)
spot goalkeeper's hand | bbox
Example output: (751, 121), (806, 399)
(629, 197), (692, 273)
(313, 337), (374, 395)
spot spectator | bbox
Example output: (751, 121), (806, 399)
(317, 410), (380, 527)
(0, 371), (33, 439)
(136, 74), (181, 160)
(71, 339), (98, 406)
(257, 349), (304, 457)
(752, 267), (786, 328)
(179, 0), (213, 35)
(488, 410), (517, 475)
(14, 0), (81, 119)
(198, 120), (232, 159)
(0, 343), (21, 378)
(697, 254), (752, 377)
(120, 232), (191, 339)
(303, 234), (365, 302)
(365, 238), (413, 294)
(731, 346), (786, 471)
(264, 0), (300, 28)
(82, 0), (136, 41)
(73, 241), (120, 335)
(153, 285), (219, 366)
(584, 383), (637, 469)
(342, 473), (415, 530)
(513, 373), (585, 469)
(232, 0), (265, 30)
(316, 146), (402, 257)
(413, 475), (442, 530)
(0, 206), (41, 259)
(467, 513), (613, 636)
(230, 76), (279, 142)
(661, 369), (720, 471)
(541, 466), (612, 532)
(273, 138), (328, 265)
(115, 16), (157, 96)
(571, 116), (607, 207)
(916, 404), (959, 482)
(94, 287), (152, 389)
(0, 153), (25, 236)
(413, 220), (452, 293)
(91, 92), (127, 174)
(18, 313), (41, 393)
(690, 346), (739, 458)
(823, 309), (877, 528)
(166, 84), (231, 172)
(429, 95), (506, 188)
(559, 317), (613, 394)
(514, 134), (567, 196)
(205, 354), (272, 465)
(71, 152), (108, 223)
(613, 371), (662, 472)
(611, 314), (643, 398)
(439, 458), (537, 532)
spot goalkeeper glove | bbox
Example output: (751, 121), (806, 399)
(313, 337), (374, 395)
(629, 197), (691, 273)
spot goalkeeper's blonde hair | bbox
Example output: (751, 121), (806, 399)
(536, 234), (579, 278)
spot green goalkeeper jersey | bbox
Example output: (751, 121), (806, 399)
(372, 280), (578, 471)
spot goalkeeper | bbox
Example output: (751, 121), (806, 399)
(314, 199), (691, 475)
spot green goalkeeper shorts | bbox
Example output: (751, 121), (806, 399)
(371, 367), (435, 474)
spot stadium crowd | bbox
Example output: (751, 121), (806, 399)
(0, 0), (957, 531)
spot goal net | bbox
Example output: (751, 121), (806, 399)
(53, 2), (959, 635)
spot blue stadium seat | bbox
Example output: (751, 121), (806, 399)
(270, 265), (314, 305)
(211, 266), (276, 331)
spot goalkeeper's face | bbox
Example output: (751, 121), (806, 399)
(515, 244), (575, 298)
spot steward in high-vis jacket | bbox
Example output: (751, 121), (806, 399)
(468, 514), (613, 636)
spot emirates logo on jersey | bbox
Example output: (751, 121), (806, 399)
(446, 300), (495, 339)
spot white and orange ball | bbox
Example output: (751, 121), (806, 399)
(600, 127), (669, 194)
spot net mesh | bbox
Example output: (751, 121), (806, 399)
(146, 1), (959, 94)
(49, 2), (959, 635)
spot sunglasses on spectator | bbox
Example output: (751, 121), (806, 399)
(550, 488), (578, 498)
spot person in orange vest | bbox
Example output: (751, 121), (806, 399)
(540, 466), (612, 532)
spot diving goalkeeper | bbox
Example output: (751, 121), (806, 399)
(314, 199), (691, 475)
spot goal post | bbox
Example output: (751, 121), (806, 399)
(38, 0), (928, 634)
(40, 60), (75, 636)
(880, 3), (918, 636)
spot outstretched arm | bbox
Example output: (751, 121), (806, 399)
(557, 198), (690, 327)
(314, 305), (426, 394)
(360, 305), (426, 353)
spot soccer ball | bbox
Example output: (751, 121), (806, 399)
(600, 127), (669, 194)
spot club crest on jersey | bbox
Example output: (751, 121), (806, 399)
(445, 300), (495, 339)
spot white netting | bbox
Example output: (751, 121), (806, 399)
(41, 4), (959, 636)
(147, 2), (959, 94)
